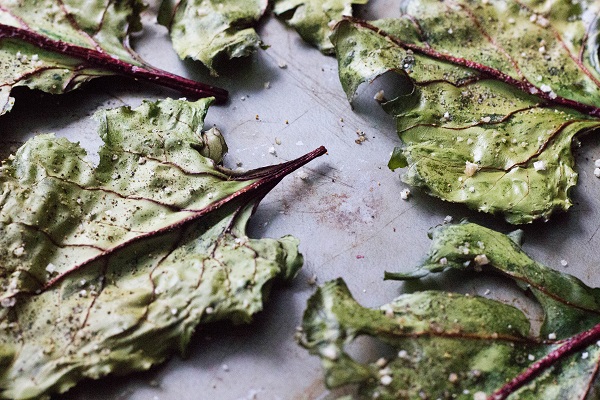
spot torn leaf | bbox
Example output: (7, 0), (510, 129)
(300, 223), (600, 399)
(158, 0), (268, 75)
(274, 0), (368, 54)
(331, 0), (600, 223)
(0, 98), (325, 399)
(0, 0), (226, 116)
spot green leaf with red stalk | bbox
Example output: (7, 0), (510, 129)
(300, 223), (600, 399)
(331, 0), (600, 223)
(0, 0), (227, 116)
(0, 97), (326, 399)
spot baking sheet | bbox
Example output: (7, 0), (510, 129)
(2, 1), (600, 399)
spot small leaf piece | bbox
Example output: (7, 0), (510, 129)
(0, 0), (227, 115)
(158, 0), (268, 75)
(0, 98), (326, 399)
(331, 0), (600, 223)
(273, 0), (368, 54)
(300, 223), (600, 399)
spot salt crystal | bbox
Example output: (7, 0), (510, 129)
(474, 254), (489, 266)
(13, 246), (24, 257)
(321, 344), (339, 360)
(296, 169), (309, 180)
(400, 188), (411, 200)
(473, 392), (487, 400)
(533, 160), (546, 171)
(465, 161), (479, 177)
(1, 297), (16, 308)
(380, 375), (393, 386)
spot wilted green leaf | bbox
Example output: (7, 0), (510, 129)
(0, 98), (325, 399)
(300, 223), (600, 399)
(0, 0), (226, 116)
(158, 0), (268, 75)
(331, 0), (600, 223)
(273, 0), (368, 54)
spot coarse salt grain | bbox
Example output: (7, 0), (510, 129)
(380, 375), (393, 386)
(473, 392), (487, 400)
(13, 246), (24, 257)
(400, 188), (411, 200)
(465, 161), (479, 177)
(533, 160), (546, 171)
(297, 169), (309, 180)
(474, 254), (489, 266)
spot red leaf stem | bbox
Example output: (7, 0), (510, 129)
(489, 322), (600, 400)
(346, 17), (600, 118)
(0, 23), (228, 103)
(38, 146), (327, 292)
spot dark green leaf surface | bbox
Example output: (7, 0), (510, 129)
(158, 0), (267, 75)
(331, 0), (600, 223)
(300, 223), (600, 399)
(273, 0), (368, 54)
(0, 98), (325, 399)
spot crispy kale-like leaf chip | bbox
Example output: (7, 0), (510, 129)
(0, 98), (325, 399)
(158, 0), (268, 75)
(0, 0), (226, 115)
(331, 0), (600, 223)
(300, 223), (600, 399)
(273, 0), (368, 54)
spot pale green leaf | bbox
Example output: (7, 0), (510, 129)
(0, 98), (326, 399)
(273, 0), (368, 54)
(331, 0), (600, 223)
(158, 0), (268, 75)
(301, 223), (600, 399)
(0, 0), (226, 115)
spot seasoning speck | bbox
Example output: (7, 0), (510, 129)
(400, 188), (411, 200)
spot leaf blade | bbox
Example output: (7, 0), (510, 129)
(331, 0), (600, 223)
(0, 98), (325, 399)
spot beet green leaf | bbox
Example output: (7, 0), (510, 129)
(0, 98), (325, 399)
(300, 223), (600, 399)
(332, 0), (600, 223)
(0, 0), (226, 116)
